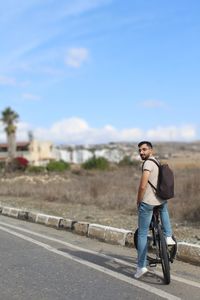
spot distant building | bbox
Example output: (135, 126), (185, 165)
(0, 140), (140, 165)
(55, 144), (139, 164)
(53, 147), (94, 164)
(0, 140), (54, 166)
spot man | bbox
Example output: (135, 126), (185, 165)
(134, 141), (175, 279)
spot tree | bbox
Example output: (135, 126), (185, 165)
(1, 107), (19, 160)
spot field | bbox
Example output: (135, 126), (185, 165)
(0, 158), (199, 229)
(0, 140), (200, 243)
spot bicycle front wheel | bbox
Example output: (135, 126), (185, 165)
(158, 227), (170, 284)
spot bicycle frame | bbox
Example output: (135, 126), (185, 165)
(147, 208), (162, 266)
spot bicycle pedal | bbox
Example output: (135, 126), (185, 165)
(149, 263), (157, 267)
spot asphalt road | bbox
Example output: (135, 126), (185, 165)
(0, 215), (199, 300)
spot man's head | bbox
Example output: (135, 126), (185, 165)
(138, 141), (153, 160)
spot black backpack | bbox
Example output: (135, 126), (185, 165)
(143, 158), (174, 200)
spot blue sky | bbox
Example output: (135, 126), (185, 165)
(0, 0), (200, 145)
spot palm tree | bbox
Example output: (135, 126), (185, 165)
(1, 107), (19, 160)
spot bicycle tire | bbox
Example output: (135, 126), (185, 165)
(169, 235), (177, 263)
(134, 228), (138, 249)
(158, 226), (171, 284)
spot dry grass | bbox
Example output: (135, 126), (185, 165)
(0, 168), (137, 211)
(0, 162), (199, 225)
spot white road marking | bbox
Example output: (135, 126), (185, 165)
(0, 221), (133, 265)
(0, 224), (181, 300)
(0, 221), (199, 289)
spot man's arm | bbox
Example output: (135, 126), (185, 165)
(137, 170), (150, 206)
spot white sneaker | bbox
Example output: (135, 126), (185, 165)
(134, 267), (148, 279)
(166, 236), (176, 245)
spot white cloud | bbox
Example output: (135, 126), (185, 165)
(0, 121), (6, 141)
(146, 125), (196, 141)
(0, 75), (30, 88)
(0, 121), (31, 142)
(16, 122), (32, 141)
(65, 48), (89, 68)
(140, 99), (167, 108)
(33, 121), (197, 144)
(34, 118), (90, 144)
(0, 118), (197, 145)
(0, 75), (16, 86)
(22, 93), (41, 101)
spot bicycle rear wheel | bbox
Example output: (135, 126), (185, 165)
(158, 227), (170, 284)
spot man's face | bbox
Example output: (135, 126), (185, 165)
(138, 143), (152, 160)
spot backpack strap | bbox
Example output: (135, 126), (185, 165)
(142, 158), (160, 192)
(146, 158), (160, 168)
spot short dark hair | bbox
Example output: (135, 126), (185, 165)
(138, 141), (153, 148)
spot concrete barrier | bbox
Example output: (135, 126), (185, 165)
(18, 210), (28, 220)
(60, 218), (77, 230)
(2, 206), (13, 216)
(0, 205), (199, 265)
(2, 206), (20, 218)
(125, 231), (134, 247)
(1, 207), (28, 220)
(104, 226), (132, 246)
(46, 216), (63, 228)
(35, 213), (49, 225)
(73, 221), (89, 235)
(27, 211), (38, 223)
(177, 242), (200, 265)
(88, 224), (106, 241)
(35, 213), (63, 228)
(88, 224), (133, 246)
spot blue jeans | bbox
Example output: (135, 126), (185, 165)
(137, 201), (172, 268)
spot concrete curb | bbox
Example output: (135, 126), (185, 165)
(0, 206), (199, 265)
(177, 242), (200, 265)
(60, 218), (77, 230)
(88, 223), (133, 246)
(2, 206), (22, 218)
(73, 221), (89, 235)
(35, 213), (63, 228)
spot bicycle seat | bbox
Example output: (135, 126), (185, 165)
(150, 206), (162, 228)
(153, 205), (162, 213)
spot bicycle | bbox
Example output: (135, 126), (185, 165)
(134, 205), (177, 284)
